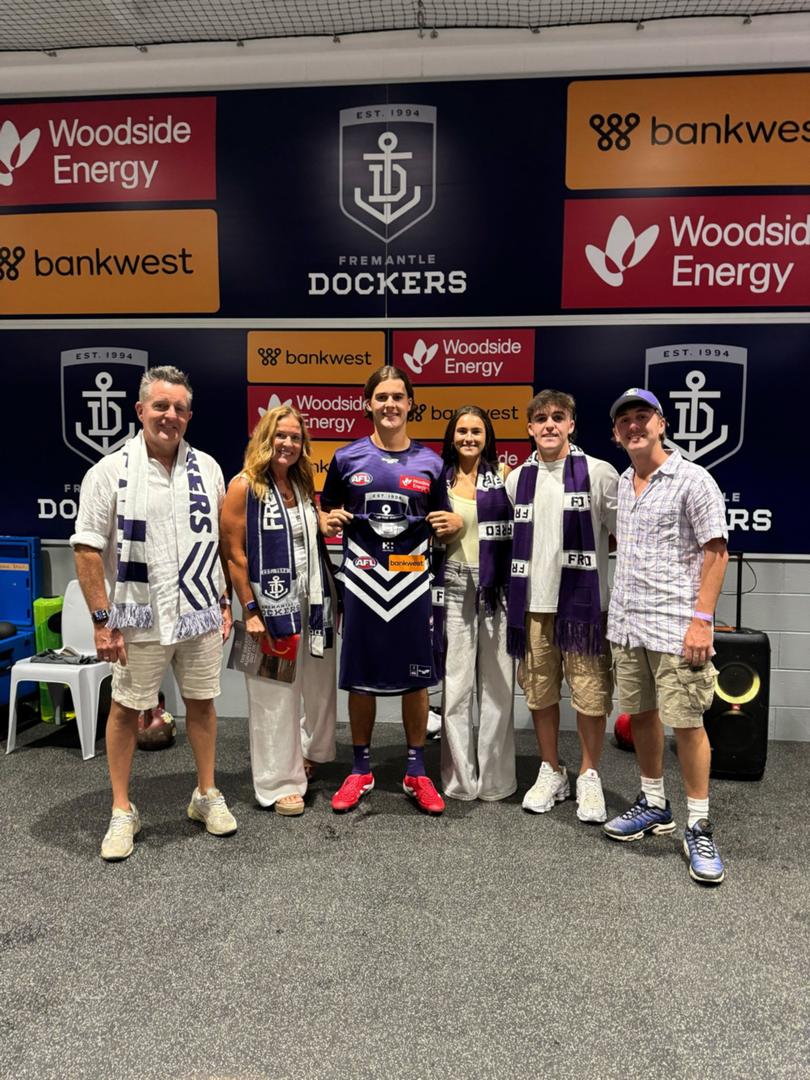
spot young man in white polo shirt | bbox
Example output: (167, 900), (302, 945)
(605, 388), (729, 885)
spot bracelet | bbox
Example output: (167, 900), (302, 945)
(693, 610), (713, 622)
(219, 596), (232, 608)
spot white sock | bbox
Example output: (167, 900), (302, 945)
(641, 775), (666, 809)
(687, 797), (709, 829)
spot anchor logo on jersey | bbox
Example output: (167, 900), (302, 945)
(365, 491), (409, 538)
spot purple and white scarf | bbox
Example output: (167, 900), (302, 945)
(443, 462), (512, 614)
(246, 477), (334, 657)
(110, 432), (222, 640)
(507, 446), (603, 659)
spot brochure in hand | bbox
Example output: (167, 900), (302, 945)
(227, 620), (299, 683)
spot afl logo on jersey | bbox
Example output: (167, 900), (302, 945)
(353, 556), (378, 570)
(350, 472), (373, 486)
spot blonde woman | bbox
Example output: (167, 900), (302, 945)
(221, 406), (337, 815)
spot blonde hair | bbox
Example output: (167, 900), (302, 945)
(242, 405), (315, 501)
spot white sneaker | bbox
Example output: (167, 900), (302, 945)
(522, 762), (569, 813)
(426, 708), (442, 739)
(100, 803), (141, 861)
(576, 769), (607, 823)
(187, 787), (237, 836)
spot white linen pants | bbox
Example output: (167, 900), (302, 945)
(440, 561), (516, 801)
(245, 612), (337, 806)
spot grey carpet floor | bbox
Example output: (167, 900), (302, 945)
(1, 718), (808, 1080)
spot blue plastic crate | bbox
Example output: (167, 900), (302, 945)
(0, 629), (37, 706)
(0, 536), (43, 629)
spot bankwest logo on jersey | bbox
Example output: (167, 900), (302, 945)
(0, 96), (215, 206)
(562, 194), (810, 309)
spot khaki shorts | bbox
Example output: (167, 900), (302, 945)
(517, 612), (613, 716)
(112, 630), (223, 711)
(612, 644), (717, 729)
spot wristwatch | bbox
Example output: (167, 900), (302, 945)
(219, 596), (232, 608)
(91, 608), (110, 624)
(245, 600), (259, 613)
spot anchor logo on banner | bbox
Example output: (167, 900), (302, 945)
(339, 105), (436, 242)
(645, 345), (747, 472)
(61, 349), (148, 465)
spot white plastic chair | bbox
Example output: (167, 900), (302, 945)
(5, 580), (111, 761)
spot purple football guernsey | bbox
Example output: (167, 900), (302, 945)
(321, 436), (447, 694)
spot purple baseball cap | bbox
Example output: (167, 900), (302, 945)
(609, 387), (664, 421)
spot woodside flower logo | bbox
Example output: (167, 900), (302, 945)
(585, 214), (659, 287)
(0, 121), (40, 186)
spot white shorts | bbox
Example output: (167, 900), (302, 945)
(111, 631), (223, 710)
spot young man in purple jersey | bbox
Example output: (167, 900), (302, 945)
(320, 365), (460, 815)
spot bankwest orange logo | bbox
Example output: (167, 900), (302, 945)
(0, 209), (219, 314)
(247, 331), (385, 384)
(567, 73), (810, 189)
(388, 554), (426, 573)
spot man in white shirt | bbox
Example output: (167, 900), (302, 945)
(71, 365), (236, 860)
(506, 389), (618, 823)
(604, 388), (729, 885)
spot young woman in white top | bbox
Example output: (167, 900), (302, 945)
(439, 406), (516, 801)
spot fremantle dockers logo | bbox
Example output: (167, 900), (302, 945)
(339, 105), (436, 242)
(645, 345), (747, 471)
(61, 349), (148, 465)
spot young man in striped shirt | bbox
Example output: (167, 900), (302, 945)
(604, 388), (729, 885)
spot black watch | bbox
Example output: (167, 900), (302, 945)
(91, 608), (110, 624)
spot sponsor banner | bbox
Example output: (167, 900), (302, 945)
(411, 386), (530, 439)
(0, 209), (219, 314)
(392, 329), (534, 384)
(0, 96), (216, 206)
(247, 331), (385, 384)
(247, 385), (369, 440)
(562, 195), (810, 309)
(566, 74), (810, 190)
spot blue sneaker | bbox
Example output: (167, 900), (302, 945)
(683, 819), (725, 884)
(603, 793), (675, 842)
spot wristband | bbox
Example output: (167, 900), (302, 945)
(693, 610), (713, 623)
(245, 600), (259, 613)
(219, 596), (232, 608)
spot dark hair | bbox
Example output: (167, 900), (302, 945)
(526, 388), (576, 422)
(363, 365), (416, 421)
(440, 406), (499, 471)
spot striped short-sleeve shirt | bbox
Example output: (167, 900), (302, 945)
(607, 450), (728, 656)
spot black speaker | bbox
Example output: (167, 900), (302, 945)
(704, 628), (770, 781)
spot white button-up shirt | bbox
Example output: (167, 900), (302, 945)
(607, 450), (728, 655)
(70, 446), (225, 645)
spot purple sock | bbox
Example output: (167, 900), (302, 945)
(406, 745), (426, 777)
(352, 745), (371, 775)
